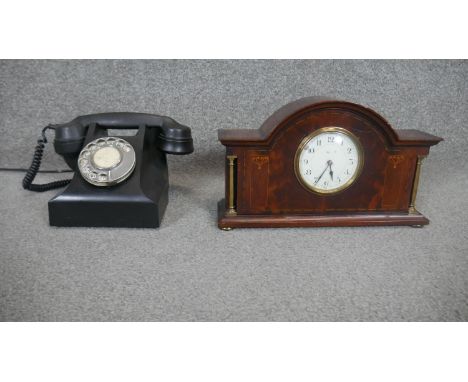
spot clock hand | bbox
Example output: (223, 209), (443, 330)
(329, 161), (334, 181)
(314, 160), (332, 185)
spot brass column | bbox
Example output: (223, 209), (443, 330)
(226, 155), (237, 215)
(409, 155), (426, 214)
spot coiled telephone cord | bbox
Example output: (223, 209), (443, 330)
(21, 125), (72, 192)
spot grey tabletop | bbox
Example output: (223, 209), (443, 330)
(1, 60), (467, 321)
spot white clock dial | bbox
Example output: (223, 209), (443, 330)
(295, 127), (363, 194)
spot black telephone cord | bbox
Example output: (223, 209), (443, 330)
(21, 125), (72, 192)
(0, 168), (72, 173)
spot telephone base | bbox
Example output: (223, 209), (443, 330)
(48, 180), (168, 228)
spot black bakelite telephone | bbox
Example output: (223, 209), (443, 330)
(23, 113), (194, 228)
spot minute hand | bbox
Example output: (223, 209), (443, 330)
(314, 160), (332, 185)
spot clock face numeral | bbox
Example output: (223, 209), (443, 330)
(296, 128), (363, 194)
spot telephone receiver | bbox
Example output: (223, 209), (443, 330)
(53, 113), (193, 171)
(23, 113), (194, 228)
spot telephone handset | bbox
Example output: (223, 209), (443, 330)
(23, 113), (194, 228)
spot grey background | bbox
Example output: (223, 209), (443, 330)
(0, 60), (467, 321)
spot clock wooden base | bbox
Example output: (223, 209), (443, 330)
(218, 200), (429, 229)
(217, 97), (442, 230)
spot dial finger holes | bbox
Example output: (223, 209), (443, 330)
(78, 137), (135, 187)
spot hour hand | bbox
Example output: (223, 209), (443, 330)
(329, 163), (334, 181)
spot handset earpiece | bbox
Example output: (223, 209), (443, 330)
(53, 120), (88, 154)
(53, 120), (89, 170)
(156, 116), (194, 155)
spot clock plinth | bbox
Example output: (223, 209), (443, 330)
(218, 200), (429, 229)
(217, 97), (442, 229)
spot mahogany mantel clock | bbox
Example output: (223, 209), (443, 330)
(217, 97), (442, 229)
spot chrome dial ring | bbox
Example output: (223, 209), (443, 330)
(77, 137), (136, 187)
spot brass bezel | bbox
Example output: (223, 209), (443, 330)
(294, 126), (364, 195)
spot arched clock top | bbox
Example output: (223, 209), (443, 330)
(218, 97), (442, 148)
